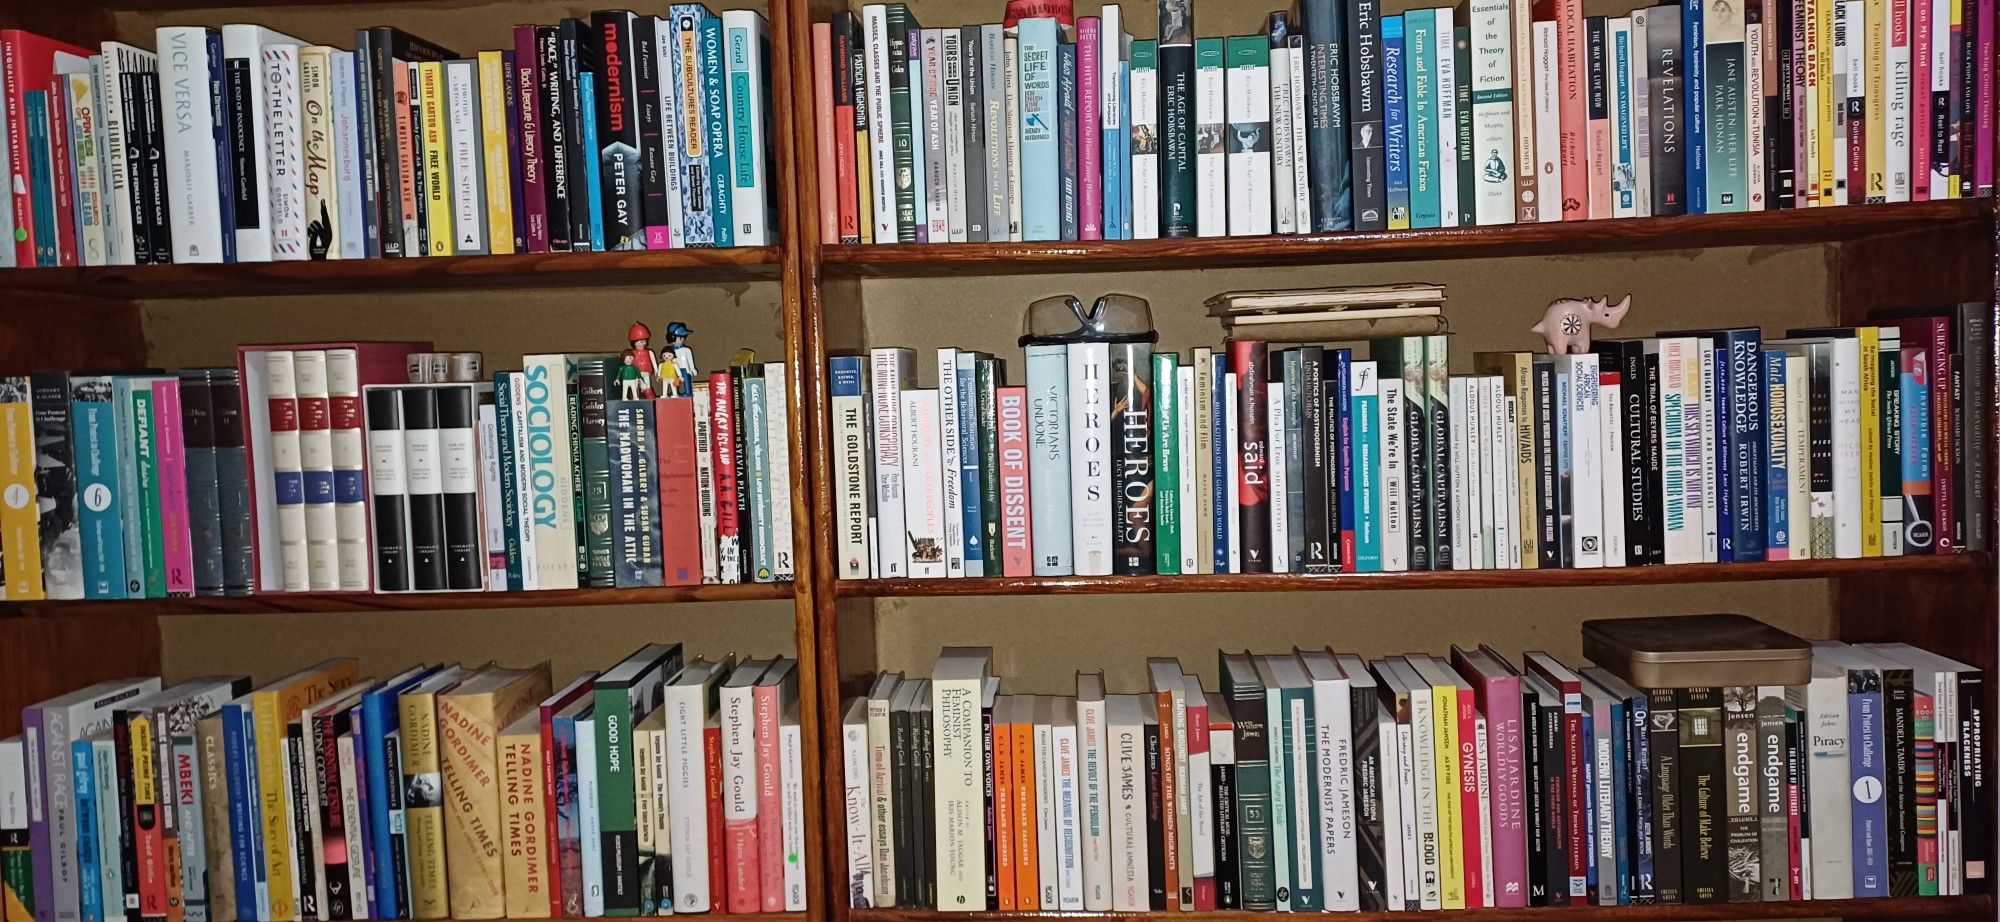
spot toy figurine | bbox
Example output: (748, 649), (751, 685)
(661, 322), (697, 398)
(1531, 294), (1632, 354)
(622, 321), (660, 399)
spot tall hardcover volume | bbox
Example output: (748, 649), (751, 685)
(1348, 0), (1387, 228)
(612, 399), (663, 588)
(1300, 0), (1355, 229)
(593, 11), (645, 250)
(1158, 0), (1196, 235)
(1024, 344), (1074, 575)
(1111, 343), (1156, 574)
(997, 388), (1035, 576)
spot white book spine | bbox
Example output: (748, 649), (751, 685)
(1270, 36), (1296, 234)
(522, 355), (579, 588)
(902, 389), (947, 579)
(324, 349), (370, 591)
(1267, 387), (1290, 573)
(1224, 373), (1241, 573)
(721, 683), (759, 837)
(1435, 7), (1460, 226)
(1380, 377), (1408, 572)
(869, 349), (913, 577)
(505, 374), (539, 589)
(1697, 340), (1718, 562)
(864, 688), (896, 906)
(1195, 51), (1226, 237)
(692, 383), (722, 582)
(1224, 51), (1271, 236)
(1599, 378), (1627, 566)
(1130, 56), (1159, 239)
(1054, 720), (1083, 910)
(724, 10), (774, 245)
(1926, 0), (1949, 198)
(942, 28), (968, 243)
(218, 26), (291, 261)
(1379, 716), (1406, 909)
(262, 351), (311, 591)
(1186, 705), (1214, 892)
(654, 18), (686, 246)
(1004, 36), (1023, 241)
(1505, 396), (1524, 567)
(444, 60), (485, 255)
(1657, 340), (1697, 563)
(863, 5), (898, 242)
(1470, 0), (1518, 224)
(1472, 379), (1493, 567)
(1109, 710), (1147, 911)
(1176, 368), (1199, 573)
(1487, 378), (1512, 568)
(1320, 676), (1360, 910)
(335, 735), (368, 917)
(1035, 715), (1058, 909)
(1287, 40), (1309, 223)
(1785, 354), (1811, 559)
(1532, 22), (1561, 221)
(578, 718), (604, 916)
(1067, 342), (1114, 576)
(779, 713), (807, 910)
(765, 363), (795, 580)
(936, 350), (965, 577)
(983, 25), (1007, 241)
(1831, 336), (1863, 557)
(331, 52), (365, 260)
(157, 27), (228, 263)
(1448, 376), (1471, 570)
(1560, 354), (1605, 567)
(1408, 682), (1441, 909)
(264, 44), (307, 261)
(1630, 12), (1653, 215)
(841, 706), (874, 907)
(478, 403), (504, 590)
(931, 666), (986, 908)
(1885, 0), (1910, 202)
(1077, 694), (1112, 911)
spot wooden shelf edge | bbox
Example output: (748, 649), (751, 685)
(847, 896), (1991, 920)
(836, 554), (1990, 597)
(0, 582), (797, 617)
(820, 199), (1994, 276)
(0, 248), (785, 299)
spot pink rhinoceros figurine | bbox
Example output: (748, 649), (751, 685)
(1530, 294), (1633, 354)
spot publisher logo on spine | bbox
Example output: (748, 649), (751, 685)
(83, 483), (112, 513)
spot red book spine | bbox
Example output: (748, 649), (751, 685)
(1912, 0), (1933, 200)
(394, 63), (418, 242)
(1562, 699), (1587, 897)
(2, 31), (92, 265)
(514, 25), (550, 253)
(45, 75), (77, 267)
(831, 21), (860, 244)
(813, 22), (840, 245)
(1456, 689), (1485, 908)
(540, 707), (564, 917)
(1228, 341), (1271, 573)
(754, 683), (785, 911)
(656, 396), (703, 585)
(708, 372), (743, 579)
(997, 387), (1034, 577)
(704, 724), (728, 914)
(1186, 694), (1214, 911)
(1928, 318), (1955, 552)
(1787, 727), (1804, 900)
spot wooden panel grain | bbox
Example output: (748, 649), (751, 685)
(0, 614), (160, 737)
(0, 295), (146, 372)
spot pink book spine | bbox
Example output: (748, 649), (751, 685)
(1185, 694), (1214, 911)
(1586, 115), (1612, 219)
(1077, 17), (1103, 240)
(153, 378), (196, 595)
(1456, 690), (1486, 908)
(1487, 674), (1527, 907)
(724, 815), (761, 912)
(997, 388), (1034, 576)
(1794, 0), (1812, 205)
(1977, 0), (1995, 192)
(1913, 0), (1934, 198)
(1557, 0), (1589, 219)
(754, 683), (785, 911)
(514, 25), (551, 253)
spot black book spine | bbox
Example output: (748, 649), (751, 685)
(593, 11), (644, 250)
(111, 714), (141, 922)
(1301, 347), (1332, 572)
(885, 7), (916, 242)
(578, 361), (615, 587)
(1645, 6), (1686, 215)
(1954, 18), (1974, 196)
(633, 16), (672, 244)
(1351, 693), (1386, 908)
(1533, 358), (1561, 567)
(1769, 0), (1794, 205)
(400, 386), (447, 591)
(365, 29), (400, 256)
(1453, 26), (1474, 224)
(1680, 686), (1727, 904)
(1784, 707), (1805, 897)
(1522, 685), (1549, 905)
(1953, 302), (1989, 551)
(1878, 666), (1918, 896)
(288, 722), (321, 919)
(1538, 693), (1569, 906)
(567, 367), (586, 577)
(1144, 720), (1166, 910)
(126, 72), (172, 264)
(1756, 693), (1788, 901)
(1648, 686), (1683, 903)
(408, 65), (428, 255)
(961, 24), (987, 242)
(1324, 377), (1344, 571)
(981, 704), (997, 910)
(1957, 671), (1990, 894)
(224, 53), (257, 239)
(918, 705), (936, 908)
(116, 72), (153, 264)
(211, 370), (251, 594)
(1301, 0), (1352, 231)
(560, 19), (597, 252)
(1158, 0), (1195, 236)
(1807, 344), (1833, 557)
(538, 26), (574, 251)
(1643, 350), (1666, 564)
(609, 400), (663, 588)
(1213, 742), (1238, 909)
(1233, 342), (1271, 572)
(1346, 0), (1385, 229)
(318, 709), (352, 920)
(1949, 353), (1966, 549)
(890, 703), (912, 907)
(1111, 343), (1156, 574)
(29, 371), (79, 599)
(436, 386), (484, 591)
(363, 388), (410, 592)
(1722, 686), (1760, 902)
(179, 370), (225, 596)
(1057, 42), (1078, 241)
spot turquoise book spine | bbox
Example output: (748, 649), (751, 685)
(1025, 343), (1073, 575)
(1018, 17), (1062, 241)
(701, 14), (736, 246)
(1406, 9), (1441, 228)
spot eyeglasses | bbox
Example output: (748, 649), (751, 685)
(1019, 293), (1159, 346)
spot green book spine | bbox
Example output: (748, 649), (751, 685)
(133, 385), (165, 598)
(1703, 3), (1746, 212)
(1226, 668), (1275, 908)
(568, 360), (587, 579)
(1407, 9), (1439, 227)
(1284, 683), (1320, 909)
(976, 357), (1003, 576)
(1453, 25), (1475, 225)
(578, 358), (615, 588)
(2, 823), (31, 922)
(887, 5), (919, 241)
(594, 681), (640, 915)
(1154, 352), (1180, 574)
(744, 370), (775, 581)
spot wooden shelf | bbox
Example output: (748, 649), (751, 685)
(0, 581), (795, 617)
(819, 199), (1993, 277)
(835, 554), (1988, 597)
(849, 896), (1992, 920)
(0, 247), (784, 300)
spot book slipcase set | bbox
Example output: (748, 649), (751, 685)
(0, 646), (808, 922)
(0, 10), (776, 269)
(844, 641), (1990, 911)
(0, 343), (793, 601)
(812, 0), (1997, 244)
(835, 303), (1989, 579)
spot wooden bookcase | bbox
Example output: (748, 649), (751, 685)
(4, 0), (1998, 915)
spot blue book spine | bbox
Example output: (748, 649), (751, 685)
(1288, 688), (1321, 910)
(1210, 353), (1229, 572)
(668, 6), (715, 246)
(113, 378), (147, 598)
(1018, 18), (1061, 241)
(1352, 370), (1380, 573)
(1118, 62), (1134, 239)
(359, 687), (401, 920)
(1723, 330), (1765, 560)
(744, 374), (774, 581)
(1333, 349), (1355, 565)
(495, 374), (523, 591)
(1902, 360), (1931, 507)
(1025, 344), (1074, 575)
(206, 30), (237, 263)
(1682, 0), (1707, 212)
(1608, 697), (1631, 905)
(579, 71), (607, 251)
(72, 382), (126, 599)
(221, 703), (262, 918)
(1849, 686), (1889, 897)
(1383, 16), (1408, 228)
(1057, 42), (1078, 241)
(23, 92), (57, 267)
(1103, 61), (1124, 240)
(1764, 351), (1790, 557)
(1406, 9), (1439, 228)
(1628, 692), (1655, 902)
(73, 739), (101, 922)
(702, 15), (735, 248)
(1709, 344), (1735, 560)
(1581, 708), (1598, 892)
(956, 362), (983, 572)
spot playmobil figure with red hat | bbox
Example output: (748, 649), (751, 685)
(662, 322), (697, 398)
(623, 321), (660, 400)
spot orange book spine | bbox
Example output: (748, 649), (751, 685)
(1010, 720), (1036, 908)
(994, 715), (1015, 911)
(1155, 692), (1180, 911)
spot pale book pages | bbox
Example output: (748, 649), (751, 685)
(1074, 673), (1112, 910)
(840, 698), (875, 907)
(763, 364), (795, 580)
(778, 699), (808, 910)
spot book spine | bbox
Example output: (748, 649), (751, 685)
(1232, 342), (1272, 572)
(998, 388), (1034, 577)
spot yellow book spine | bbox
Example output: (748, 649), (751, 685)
(1817, 0), (1837, 204)
(501, 721), (549, 919)
(254, 663), (360, 922)
(419, 61), (454, 256)
(478, 52), (515, 255)
(855, 127), (874, 244)
(0, 393), (43, 599)
(1858, 328), (1882, 555)
(1432, 683), (1464, 910)
(1802, 0), (1821, 201)
(1864, 0), (1887, 200)
(440, 695), (505, 920)
(402, 691), (451, 919)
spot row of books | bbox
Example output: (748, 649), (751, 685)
(842, 640), (1991, 911)
(0, 10), (776, 269)
(0, 343), (793, 601)
(835, 305), (1990, 580)
(809, 0), (1998, 245)
(0, 646), (808, 922)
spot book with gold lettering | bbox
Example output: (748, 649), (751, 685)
(439, 664), (554, 919)
(499, 709), (549, 918)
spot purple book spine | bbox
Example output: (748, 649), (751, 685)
(1489, 673), (1529, 907)
(503, 50), (527, 253)
(1977, 0), (1995, 192)
(514, 25), (551, 253)
(1078, 17), (1103, 240)
(1850, 688), (1889, 897)
(23, 706), (53, 922)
